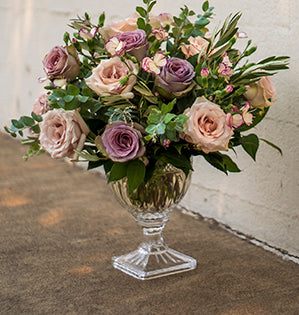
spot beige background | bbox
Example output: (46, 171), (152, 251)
(1, 0), (298, 256)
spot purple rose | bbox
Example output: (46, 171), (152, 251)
(155, 57), (195, 96)
(114, 30), (149, 60)
(95, 121), (145, 162)
(43, 46), (80, 81)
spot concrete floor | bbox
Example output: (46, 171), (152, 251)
(0, 132), (298, 314)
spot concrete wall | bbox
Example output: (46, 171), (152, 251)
(1, 0), (298, 256)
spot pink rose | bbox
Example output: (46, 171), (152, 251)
(182, 97), (234, 153)
(180, 36), (209, 59)
(244, 76), (276, 108)
(95, 121), (145, 162)
(43, 46), (80, 81)
(99, 14), (138, 41)
(85, 57), (138, 96)
(33, 93), (50, 115)
(39, 109), (89, 159)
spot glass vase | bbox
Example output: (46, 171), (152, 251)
(109, 162), (197, 280)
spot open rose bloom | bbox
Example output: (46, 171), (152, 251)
(5, 2), (289, 189)
(183, 97), (234, 153)
(39, 109), (89, 159)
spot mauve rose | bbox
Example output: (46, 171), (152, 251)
(99, 14), (138, 41)
(33, 93), (50, 115)
(95, 121), (145, 162)
(85, 57), (138, 96)
(182, 97), (234, 153)
(244, 76), (276, 108)
(39, 109), (90, 159)
(155, 57), (195, 96)
(43, 46), (80, 81)
(114, 30), (149, 61)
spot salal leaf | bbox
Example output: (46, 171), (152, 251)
(108, 162), (128, 182)
(241, 134), (259, 161)
(127, 159), (146, 194)
(260, 138), (282, 156)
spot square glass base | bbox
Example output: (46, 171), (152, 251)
(112, 246), (197, 280)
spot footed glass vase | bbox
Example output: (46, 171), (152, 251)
(109, 163), (196, 280)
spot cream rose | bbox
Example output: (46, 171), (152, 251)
(39, 109), (90, 159)
(180, 36), (209, 59)
(182, 97), (234, 153)
(99, 14), (138, 41)
(85, 57), (138, 96)
(244, 76), (277, 108)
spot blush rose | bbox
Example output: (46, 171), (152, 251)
(180, 36), (209, 59)
(95, 121), (145, 162)
(182, 97), (234, 153)
(39, 109), (90, 159)
(43, 46), (80, 81)
(244, 76), (276, 108)
(85, 57), (138, 96)
(99, 14), (139, 41)
(33, 93), (50, 116)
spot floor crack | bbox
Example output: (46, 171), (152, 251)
(176, 205), (299, 265)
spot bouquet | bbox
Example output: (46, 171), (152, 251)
(5, 0), (289, 194)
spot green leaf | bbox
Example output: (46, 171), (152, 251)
(82, 87), (94, 97)
(67, 84), (80, 96)
(137, 17), (146, 30)
(77, 95), (89, 103)
(127, 159), (146, 194)
(88, 160), (105, 170)
(103, 160), (113, 174)
(64, 95), (74, 102)
(148, 108), (162, 124)
(145, 124), (157, 134)
(202, 1), (209, 12)
(30, 125), (40, 134)
(161, 100), (175, 114)
(31, 112), (43, 122)
(222, 154), (241, 172)
(203, 153), (227, 174)
(160, 152), (193, 175)
(11, 119), (24, 129)
(156, 123), (166, 135)
(136, 6), (147, 18)
(164, 113), (176, 124)
(74, 150), (101, 161)
(260, 138), (282, 156)
(19, 117), (34, 128)
(108, 162), (128, 182)
(147, 0), (157, 13)
(241, 134), (259, 161)
(64, 98), (79, 110)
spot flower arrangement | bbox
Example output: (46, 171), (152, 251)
(5, 0), (289, 194)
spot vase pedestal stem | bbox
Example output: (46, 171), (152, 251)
(112, 214), (197, 280)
